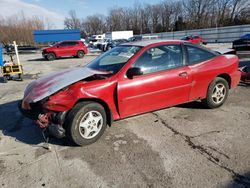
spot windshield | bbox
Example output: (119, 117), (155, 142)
(87, 45), (142, 74)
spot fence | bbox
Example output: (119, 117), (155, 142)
(141, 24), (250, 43)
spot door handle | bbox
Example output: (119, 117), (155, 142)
(179, 72), (188, 77)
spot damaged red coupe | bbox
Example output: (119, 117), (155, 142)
(19, 40), (241, 146)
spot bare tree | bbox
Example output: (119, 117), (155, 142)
(81, 0), (249, 35)
(0, 13), (47, 45)
(1, 0), (249, 44)
(82, 14), (106, 35)
(64, 10), (81, 29)
(229, 0), (250, 23)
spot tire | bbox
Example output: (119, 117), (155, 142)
(65, 102), (107, 146)
(18, 74), (23, 81)
(77, 50), (85, 58)
(102, 46), (106, 52)
(107, 46), (112, 51)
(46, 53), (55, 61)
(202, 77), (229, 109)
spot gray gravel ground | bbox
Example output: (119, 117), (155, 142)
(0, 52), (250, 188)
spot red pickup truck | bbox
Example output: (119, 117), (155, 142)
(42, 40), (88, 61)
(20, 40), (240, 146)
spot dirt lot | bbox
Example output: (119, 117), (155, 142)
(0, 52), (250, 188)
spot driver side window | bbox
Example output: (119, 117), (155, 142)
(132, 44), (183, 75)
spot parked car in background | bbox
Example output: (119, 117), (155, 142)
(87, 35), (105, 48)
(20, 40), (240, 146)
(181, 35), (206, 45)
(128, 35), (158, 42)
(102, 39), (128, 52)
(42, 40), (88, 61)
(96, 38), (111, 51)
(239, 65), (250, 83)
(232, 34), (250, 51)
(128, 35), (142, 42)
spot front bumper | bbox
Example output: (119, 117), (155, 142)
(42, 51), (48, 58)
(18, 100), (66, 138)
(18, 100), (40, 120)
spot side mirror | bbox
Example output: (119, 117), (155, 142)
(126, 67), (143, 79)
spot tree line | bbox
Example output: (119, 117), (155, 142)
(65, 0), (250, 36)
(0, 0), (249, 45)
(0, 13), (52, 45)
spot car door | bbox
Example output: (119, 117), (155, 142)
(56, 42), (70, 57)
(117, 44), (193, 118)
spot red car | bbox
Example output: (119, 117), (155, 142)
(239, 65), (250, 83)
(181, 35), (206, 45)
(42, 40), (88, 61)
(20, 40), (240, 146)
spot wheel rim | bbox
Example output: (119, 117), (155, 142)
(78, 51), (84, 57)
(78, 111), (103, 139)
(48, 54), (54, 60)
(212, 83), (226, 104)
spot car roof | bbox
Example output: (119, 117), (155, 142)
(122, 39), (184, 47)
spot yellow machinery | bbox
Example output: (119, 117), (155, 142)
(1, 65), (23, 83)
(1, 41), (23, 83)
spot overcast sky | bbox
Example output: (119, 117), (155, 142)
(0, 0), (160, 29)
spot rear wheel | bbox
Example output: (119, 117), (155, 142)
(202, 77), (229, 108)
(65, 102), (107, 146)
(77, 50), (85, 58)
(46, 53), (55, 61)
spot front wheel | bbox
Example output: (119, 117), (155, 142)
(202, 77), (229, 109)
(65, 102), (107, 146)
(46, 53), (56, 61)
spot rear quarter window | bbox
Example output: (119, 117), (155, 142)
(186, 45), (216, 65)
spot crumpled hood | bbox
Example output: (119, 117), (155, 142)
(23, 66), (106, 103)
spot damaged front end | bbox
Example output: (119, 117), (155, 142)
(19, 66), (110, 139)
(19, 99), (68, 139)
